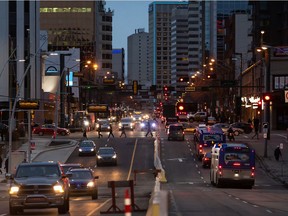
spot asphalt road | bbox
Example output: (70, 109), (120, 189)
(159, 129), (288, 216)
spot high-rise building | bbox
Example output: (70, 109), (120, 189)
(170, 5), (189, 94)
(112, 48), (125, 81)
(127, 28), (151, 86)
(148, 1), (187, 91)
(0, 1), (41, 124)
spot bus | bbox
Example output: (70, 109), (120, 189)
(210, 143), (255, 188)
(194, 125), (225, 160)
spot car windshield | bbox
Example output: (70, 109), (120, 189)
(224, 153), (250, 163)
(99, 148), (114, 154)
(16, 165), (60, 178)
(98, 120), (109, 124)
(203, 134), (222, 142)
(79, 141), (94, 147)
(121, 118), (132, 123)
(62, 165), (82, 173)
(70, 171), (93, 179)
(170, 126), (183, 132)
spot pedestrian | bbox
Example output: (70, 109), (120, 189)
(0, 155), (2, 174)
(274, 146), (282, 161)
(83, 129), (87, 139)
(120, 125), (126, 138)
(98, 124), (103, 138)
(227, 126), (235, 141)
(4, 157), (8, 173)
(252, 117), (259, 139)
(108, 124), (114, 138)
(145, 121), (153, 137)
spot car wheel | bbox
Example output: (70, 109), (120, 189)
(61, 131), (66, 136)
(234, 130), (240, 136)
(92, 189), (98, 200)
(58, 195), (69, 214)
(39, 131), (44, 136)
(9, 205), (18, 215)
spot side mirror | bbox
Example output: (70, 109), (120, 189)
(5, 173), (14, 180)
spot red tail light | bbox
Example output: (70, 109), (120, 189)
(251, 166), (255, 177)
(233, 162), (241, 166)
(199, 144), (203, 148)
(218, 165), (222, 175)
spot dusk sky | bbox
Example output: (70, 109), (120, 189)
(106, 1), (150, 50)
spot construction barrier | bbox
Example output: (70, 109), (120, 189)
(124, 189), (132, 216)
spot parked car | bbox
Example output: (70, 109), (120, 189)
(202, 152), (212, 168)
(78, 140), (96, 156)
(96, 146), (117, 166)
(8, 161), (70, 215)
(230, 122), (253, 134)
(167, 123), (185, 141)
(118, 117), (135, 131)
(66, 168), (99, 200)
(33, 124), (70, 136)
(60, 163), (83, 174)
(212, 123), (244, 136)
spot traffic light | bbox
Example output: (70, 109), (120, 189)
(176, 103), (185, 112)
(257, 101), (262, 110)
(263, 93), (271, 102)
(163, 85), (169, 97)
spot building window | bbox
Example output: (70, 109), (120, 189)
(273, 75), (288, 90)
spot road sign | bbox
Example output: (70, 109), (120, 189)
(185, 86), (195, 92)
(285, 90), (288, 103)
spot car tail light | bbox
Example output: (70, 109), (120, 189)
(251, 166), (255, 177)
(233, 162), (241, 166)
(218, 165), (222, 176)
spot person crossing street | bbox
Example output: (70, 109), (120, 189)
(120, 125), (127, 138)
(98, 124), (103, 138)
(108, 123), (114, 138)
(145, 121), (153, 137)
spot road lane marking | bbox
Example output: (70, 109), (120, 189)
(86, 198), (111, 216)
(127, 138), (138, 180)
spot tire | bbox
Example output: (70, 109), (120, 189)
(92, 189), (98, 200)
(216, 175), (222, 188)
(58, 195), (69, 214)
(234, 131), (240, 136)
(61, 131), (66, 136)
(9, 205), (18, 215)
(39, 131), (44, 136)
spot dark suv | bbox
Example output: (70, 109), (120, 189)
(8, 161), (70, 215)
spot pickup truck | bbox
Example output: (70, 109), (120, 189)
(7, 161), (70, 215)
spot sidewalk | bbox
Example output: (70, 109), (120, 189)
(238, 130), (288, 186)
(0, 138), (78, 191)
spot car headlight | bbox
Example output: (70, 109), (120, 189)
(112, 154), (117, 159)
(87, 181), (95, 187)
(53, 184), (64, 193)
(9, 186), (20, 195)
(90, 148), (95, 152)
(79, 149), (83, 152)
(140, 123), (145, 127)
(84, 120), (89, 126)
(152, 123), (156, 127)
(97, 155), (102, 159)
(119, 123), (122, 127)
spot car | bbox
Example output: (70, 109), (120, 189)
(188, 112), (207, 122)
(140, 120), (158, 131)
(207, 116), (216, 125)
(181, 122), (196, 133)
(33, 124), (70, 136)
(66, 168), (99, 200)
(95, 119), (111, 132)
(60, 163), (83, 174)
(132, 114), (142, 122)
(96, 146), (117, 166)
(118, 117), (135, 131)
(202, 152), (212, 168)
(8, 161), (70, 215)
(230, 122), (253, 134)
(212, 123), (244, 136)
(167, 123), (185, 141)
(165, 116), (179, 131)
(78, 140), (96, 156)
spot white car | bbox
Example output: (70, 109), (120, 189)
(118, 117), (135, 131)
(188, 112), (207, 122)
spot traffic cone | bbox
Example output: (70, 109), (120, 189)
(124, 189), (132, 216)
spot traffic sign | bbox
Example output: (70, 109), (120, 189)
(285, 90), (288, 103)
(185, 86), (195, 92)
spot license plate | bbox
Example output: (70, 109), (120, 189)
(26, 197), (46, 203)
(234, 170), (240, 174)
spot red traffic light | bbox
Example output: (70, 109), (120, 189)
(263, 94), (271, 102)
(258, 101), (262, 105)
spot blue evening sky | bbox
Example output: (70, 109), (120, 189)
(106, 1), (150, 49)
